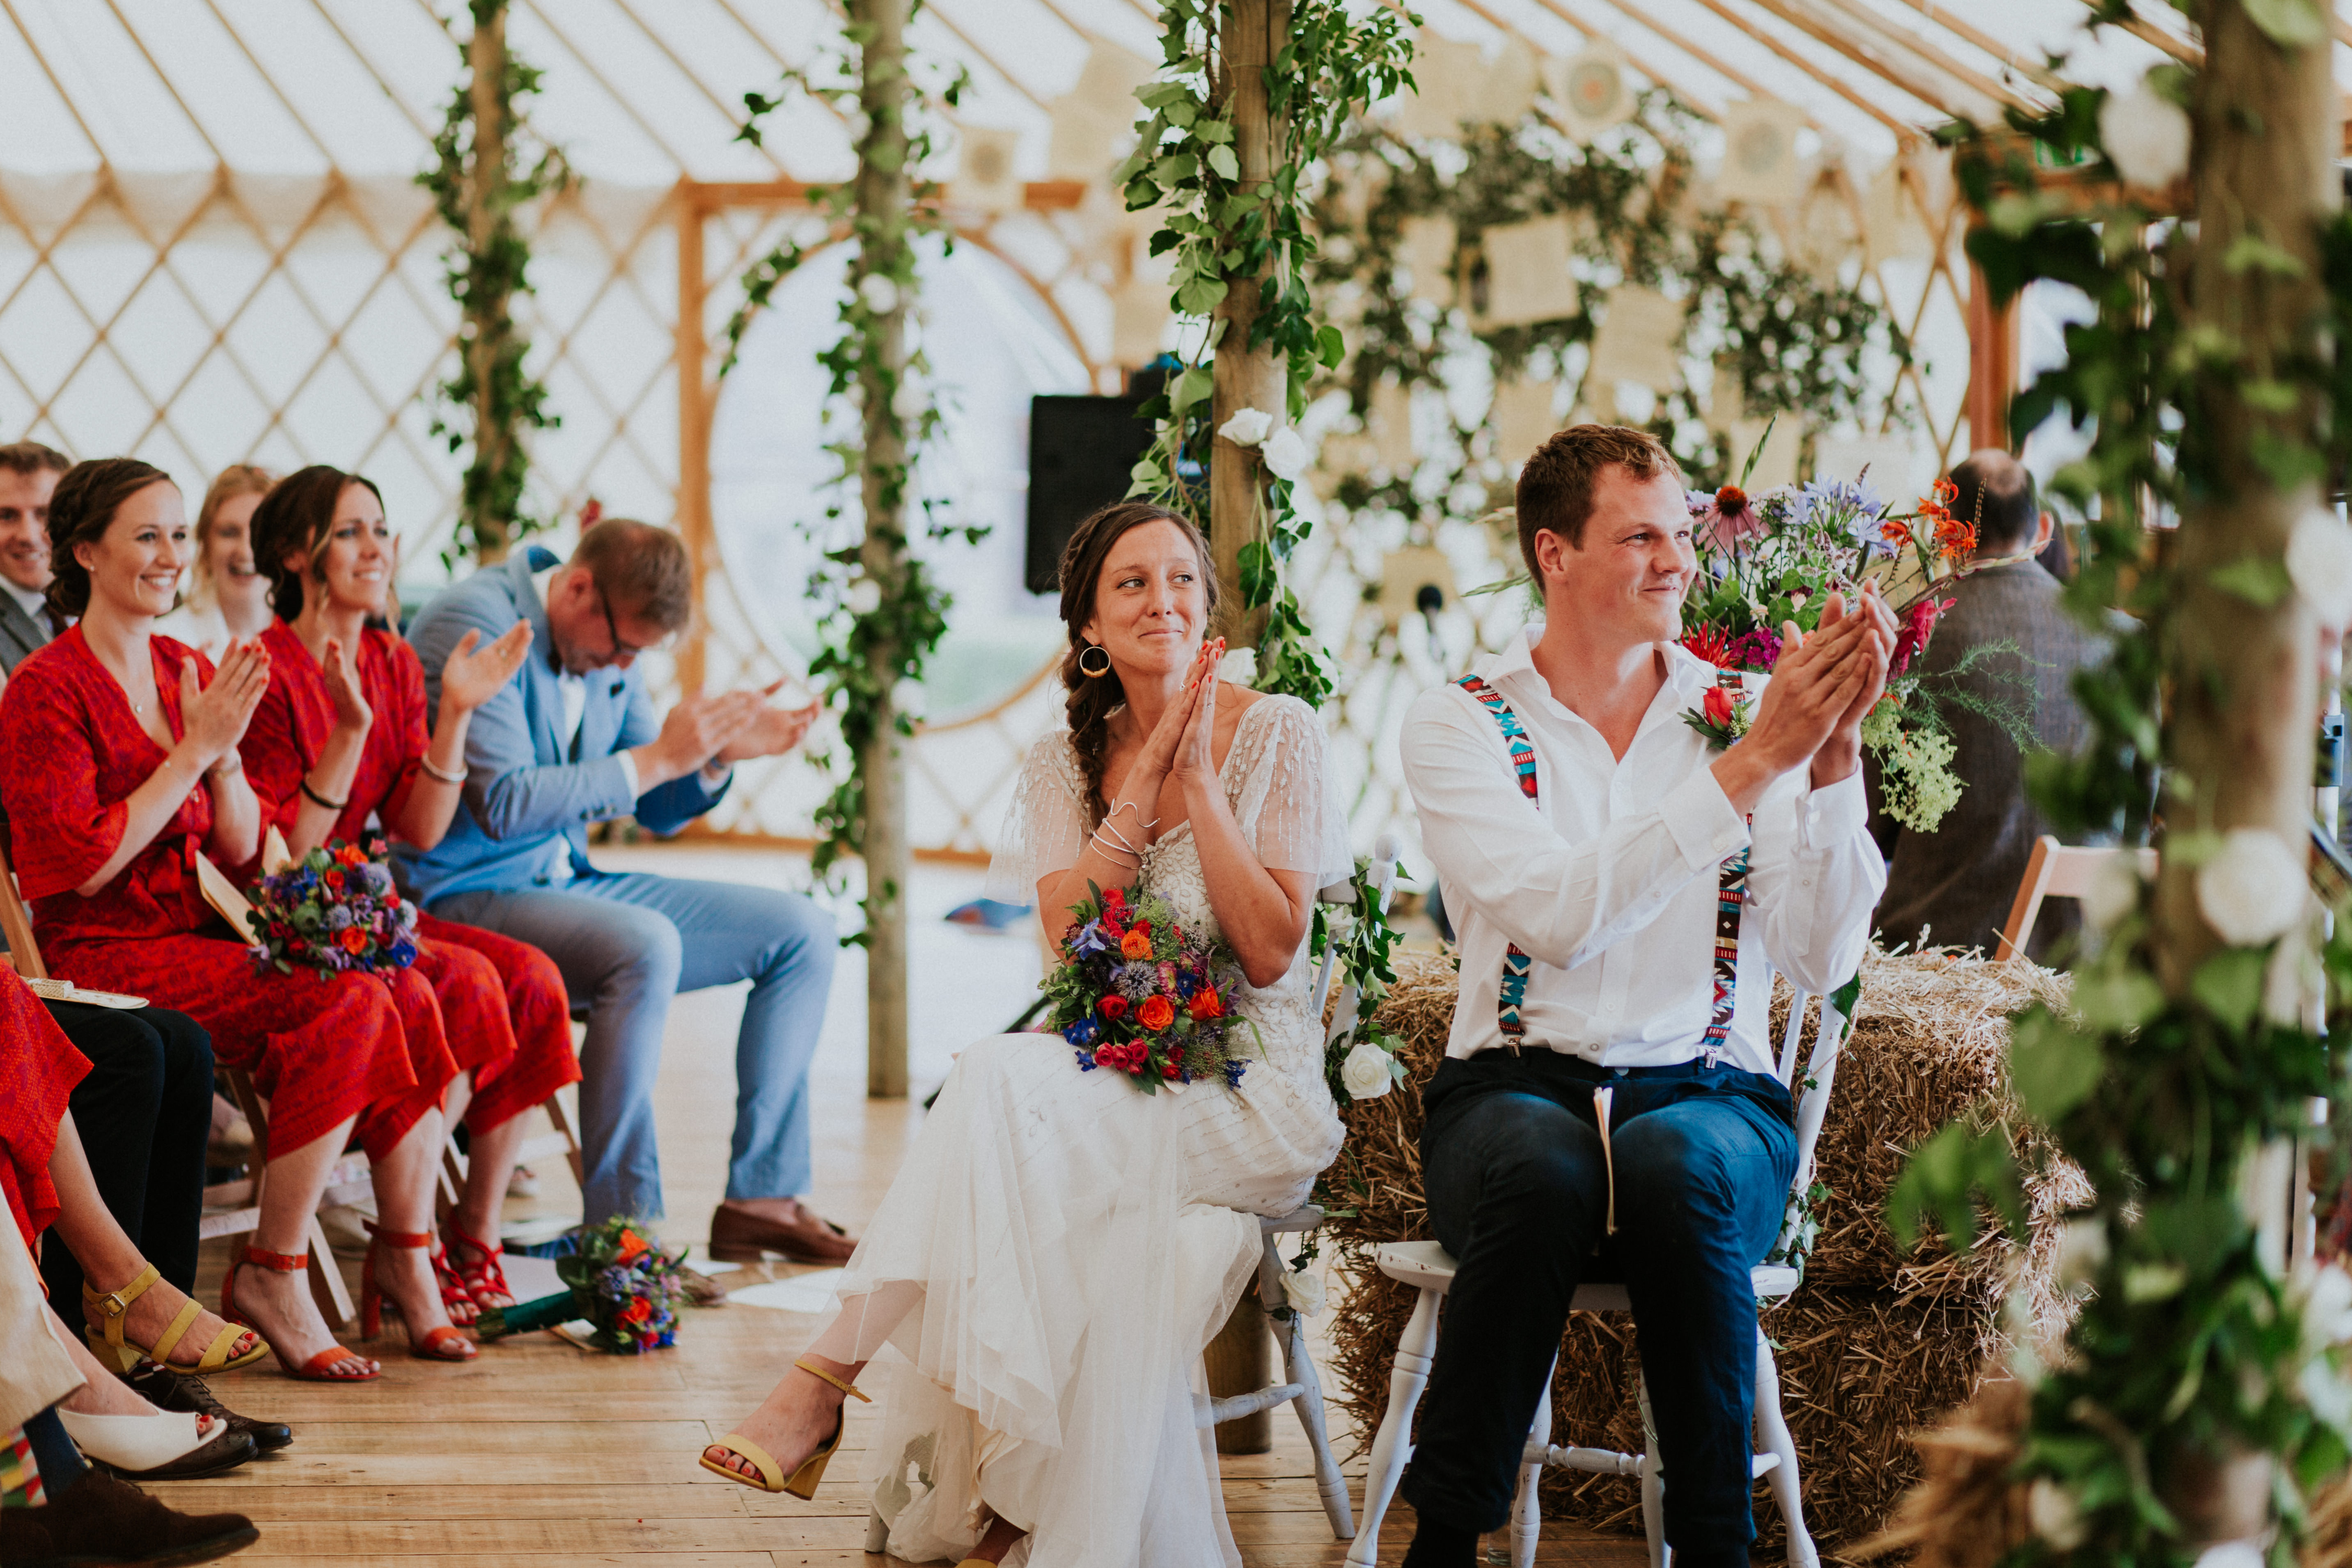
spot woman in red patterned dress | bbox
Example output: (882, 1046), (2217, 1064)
(240, 465), (572, 1320)
(0, 458), (471, 1380)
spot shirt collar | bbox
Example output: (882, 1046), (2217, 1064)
(2, 579), (47, 623)
(1488, 623), (1719, 714)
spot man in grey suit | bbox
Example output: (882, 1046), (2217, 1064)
(1871, 449), (2107, 960)
(401, 519), (851, 1255)
(0, 442), (67, 672)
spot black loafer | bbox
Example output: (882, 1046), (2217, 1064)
(0, 1470), (258, 1565)
(124, 1366), (293, 1453)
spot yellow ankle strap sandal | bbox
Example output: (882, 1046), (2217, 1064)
(700, 1358), (870, 1499)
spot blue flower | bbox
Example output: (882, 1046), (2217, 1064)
(1795, 477), (1882, 543)
(388, 938), (417, 967)
(1223, 1060), (1248, 1087)
(1069, 921), (1112, 958)
(1074, 1048), (1098, 1071)
(1065, 1016), (1100, 1047)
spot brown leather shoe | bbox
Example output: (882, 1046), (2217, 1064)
(0, 1469), (258, 1566)
(708, 1199), (858, 1265)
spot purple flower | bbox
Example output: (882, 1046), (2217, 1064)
(1074, 1048), (1098, 1071)
(1114, 961), (1160, 1000)
(1068, 921), (1112, 959)
(1693, 484), (1767, 552)
(353, 862), (393, 896)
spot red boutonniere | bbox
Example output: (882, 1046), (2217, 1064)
(1681, 679), (1754, 751)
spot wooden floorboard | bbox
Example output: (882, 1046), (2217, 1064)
(139, 846), (1644, 1567)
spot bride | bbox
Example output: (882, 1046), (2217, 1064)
(699, 501), (1348, 1566)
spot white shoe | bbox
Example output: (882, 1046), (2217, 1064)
(55, 1408), (217, 1474)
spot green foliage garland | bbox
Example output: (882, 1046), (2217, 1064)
(728, 12), (981, 919)
(418, 0), (571, 565)
(1887, 8), (2352, 1555)
(1116, 0), (1417, 706)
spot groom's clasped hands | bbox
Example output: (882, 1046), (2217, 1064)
(1710, 583), (1896, 814)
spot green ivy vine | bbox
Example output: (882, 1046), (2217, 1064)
(419, 0), (572, 565)
(727, 8), (982, 919)
(1116, 0), (1417, 706)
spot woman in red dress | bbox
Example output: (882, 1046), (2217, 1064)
(240, 465), (571, 1320)
(0, 458), (471, 1380)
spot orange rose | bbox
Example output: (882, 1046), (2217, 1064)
(324, 869), (345, 892)
(616, 1228), (647, 1262)
(1119, 929), (1155, 961)
(335, 844), (365, 867)
(1137, 995), (1175, 1032)
(336, 927), (367, 954)
(1187, 988), (1224, 1022)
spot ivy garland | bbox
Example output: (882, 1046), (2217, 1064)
(1886, 8), (2352, 1556)
(1310, 95), (1909, 522)
(727, 9), (983, 914)
(1116, 0), (1417, 705)
(418, 0), (571, 565)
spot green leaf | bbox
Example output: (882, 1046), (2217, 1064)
(1238, 539), (1278, 605)
(2190, 947), (2267, 1031)
(1174, 276), (1228, 315)
(2008, 1007), (2108, 1121)
(1168, 365), (1215, 416)
(2071, 968), (2165, 1034)
(1887, 1123), (2022, 1251)
(2209, 555), (2292, 607)
(1206, 143), (1240, 181)
(2245, 0), (2327, 46)
(1315, 323), (1346, 368)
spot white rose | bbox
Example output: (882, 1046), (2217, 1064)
(846, 578), (883, 616)
(1217, 645), (1259, 687)
(1341, 1038), (1394, 1100)
(890, 378), (927, 423)
(1282, 1268), (1326, 1317)
(2026, 1477), (2088, 1550)
(2195, 827), (2306, 947)
(2288, 509), (2352, 629)
(1262, 426), (1311, 483)
(2055, 1215), (2109, 1292)
(2098, 82), (2191, 190)
(857, 273), (902, 315)
(2081, 852), (2144, 933)
(1218, 407), (1274, 448)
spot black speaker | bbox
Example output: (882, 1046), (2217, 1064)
(1025, 389), (1158, 594)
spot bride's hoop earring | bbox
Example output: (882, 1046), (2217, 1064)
(1077, 643), (1112, 679)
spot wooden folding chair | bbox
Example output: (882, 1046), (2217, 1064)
(1994, 834), (2159, 962)
(0, 840), (363, 1330)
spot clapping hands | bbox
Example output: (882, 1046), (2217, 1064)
(1741, 584), (1894, 784)
(182, 639), (270, 766)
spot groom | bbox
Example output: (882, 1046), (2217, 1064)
(1398, 424), (1889, 1563)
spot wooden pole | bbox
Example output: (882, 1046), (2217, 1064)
(2153, 0), (2334, 991)
(464, 2), (514, 564)
(1206, 0), (1287, 649)
(673, 186), (708, 698)
(854, 0), (912, 1101)
(1963, 254), (2017, 453)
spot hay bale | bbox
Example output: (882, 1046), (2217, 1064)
(1325, 945), (2085, 1551)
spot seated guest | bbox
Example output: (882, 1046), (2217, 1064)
(1870, 448), (2107, 960)
(240, 465), (572, 1318)
(0, 458), (477, 1380)
(0, 441), (67, 674)
(401, 520), (841, 1247)
(154, 465), (275, 663)
(1397, 426), (1887, 1565)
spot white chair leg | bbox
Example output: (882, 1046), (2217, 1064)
(864, 1506), (890, 1554)
(1508, 1353), (1556, 1568)
(1346, 1286), (1440, 1568)
(1271, 1303), (1355, 1540)
(1753, 1329), (1816, 1568)
(1636, 1369), (1667, 1568)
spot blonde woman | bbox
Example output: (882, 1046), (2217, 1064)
(155, 466), (273, 662)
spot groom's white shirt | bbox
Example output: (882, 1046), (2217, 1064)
(1401, 626), (1884, 1076)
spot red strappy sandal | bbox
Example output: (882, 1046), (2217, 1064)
(441, 1222), (514, 1314)
(360, 1223), (476, 1362)
(428, 1242), (481, 1325)
(221, 1244), (380, 1382)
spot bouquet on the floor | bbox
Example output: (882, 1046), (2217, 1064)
(1042, 882), (1258, 1094)
(556, 1217), (688, 1353)
(243, 837), (420, 978)
(1678, 437), (2030, 831)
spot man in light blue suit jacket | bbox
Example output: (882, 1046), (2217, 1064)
(401, 520), (851, 1258)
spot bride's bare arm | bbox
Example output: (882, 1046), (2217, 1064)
(1176, 677), (1312, 988)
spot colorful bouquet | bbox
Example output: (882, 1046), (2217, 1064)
(243, 837), (420, 977)
(555, 1217), (687, 1354)
(1678, 438), (2029, 831)
(1041, 883), (1257, 1093)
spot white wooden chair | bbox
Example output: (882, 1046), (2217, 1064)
(1994, 835), (2158, 962)
(860, 833), (1402, 1558)
(1346, 984), (1855, 1568)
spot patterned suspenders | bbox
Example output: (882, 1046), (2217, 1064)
(1454, 672), (1750, 1064)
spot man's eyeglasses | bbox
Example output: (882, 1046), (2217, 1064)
(592, 578), (666, 660)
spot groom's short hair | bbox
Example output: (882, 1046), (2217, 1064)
(1515, 424), (1681, 583)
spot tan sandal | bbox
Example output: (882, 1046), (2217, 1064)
(84, 1263), (268, 1375)
(699, 1358), (871, 1499)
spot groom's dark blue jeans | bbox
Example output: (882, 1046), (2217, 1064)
(1399, 1049), (1797, 1563)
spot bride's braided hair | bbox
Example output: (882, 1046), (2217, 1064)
(1055, 500), (1220, 826)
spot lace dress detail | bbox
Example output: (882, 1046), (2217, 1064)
(826, 695), (1350, 1568)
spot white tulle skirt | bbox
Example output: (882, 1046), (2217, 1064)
(813, 1029), (1339, 1568)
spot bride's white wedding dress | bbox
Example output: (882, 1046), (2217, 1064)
(813, 694), (1349, 1568)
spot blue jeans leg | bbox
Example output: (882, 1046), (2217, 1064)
(563, 872), (837, 1204)
(428, 886), (682, 1227)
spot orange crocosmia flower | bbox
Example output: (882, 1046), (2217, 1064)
(335, 844), (365, 867)
(1119, 928), (1155, 961)
(616, 1229), (647, 1262)
(1137, 995), (1176, 1032)
(335, 927), (367, 954)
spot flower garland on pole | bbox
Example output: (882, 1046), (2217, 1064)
(1884, 1), (2352, 1551)
(418, 0), (571, 565)
(728, 2), (977, 1098)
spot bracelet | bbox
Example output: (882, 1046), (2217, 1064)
(1087, 828), (1141, 865)
(1102, 800), (1161, 831)
(1095, 818), (1145, 857)
(418, 755), (467, 785)
(207, 754), (243, 779)
(300, 777), (347, 811)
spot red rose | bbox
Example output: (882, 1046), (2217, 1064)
(1101, 886), (1128, 911)
(324, 869), (345, 892)
(1702, 685), (1737, 727)
(1163, 1059), (1182, 1079)
(1099, 995), (1129, 1020)
(1187, 989), (1224, 1022)
(1137, 995), (1175, 1032)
